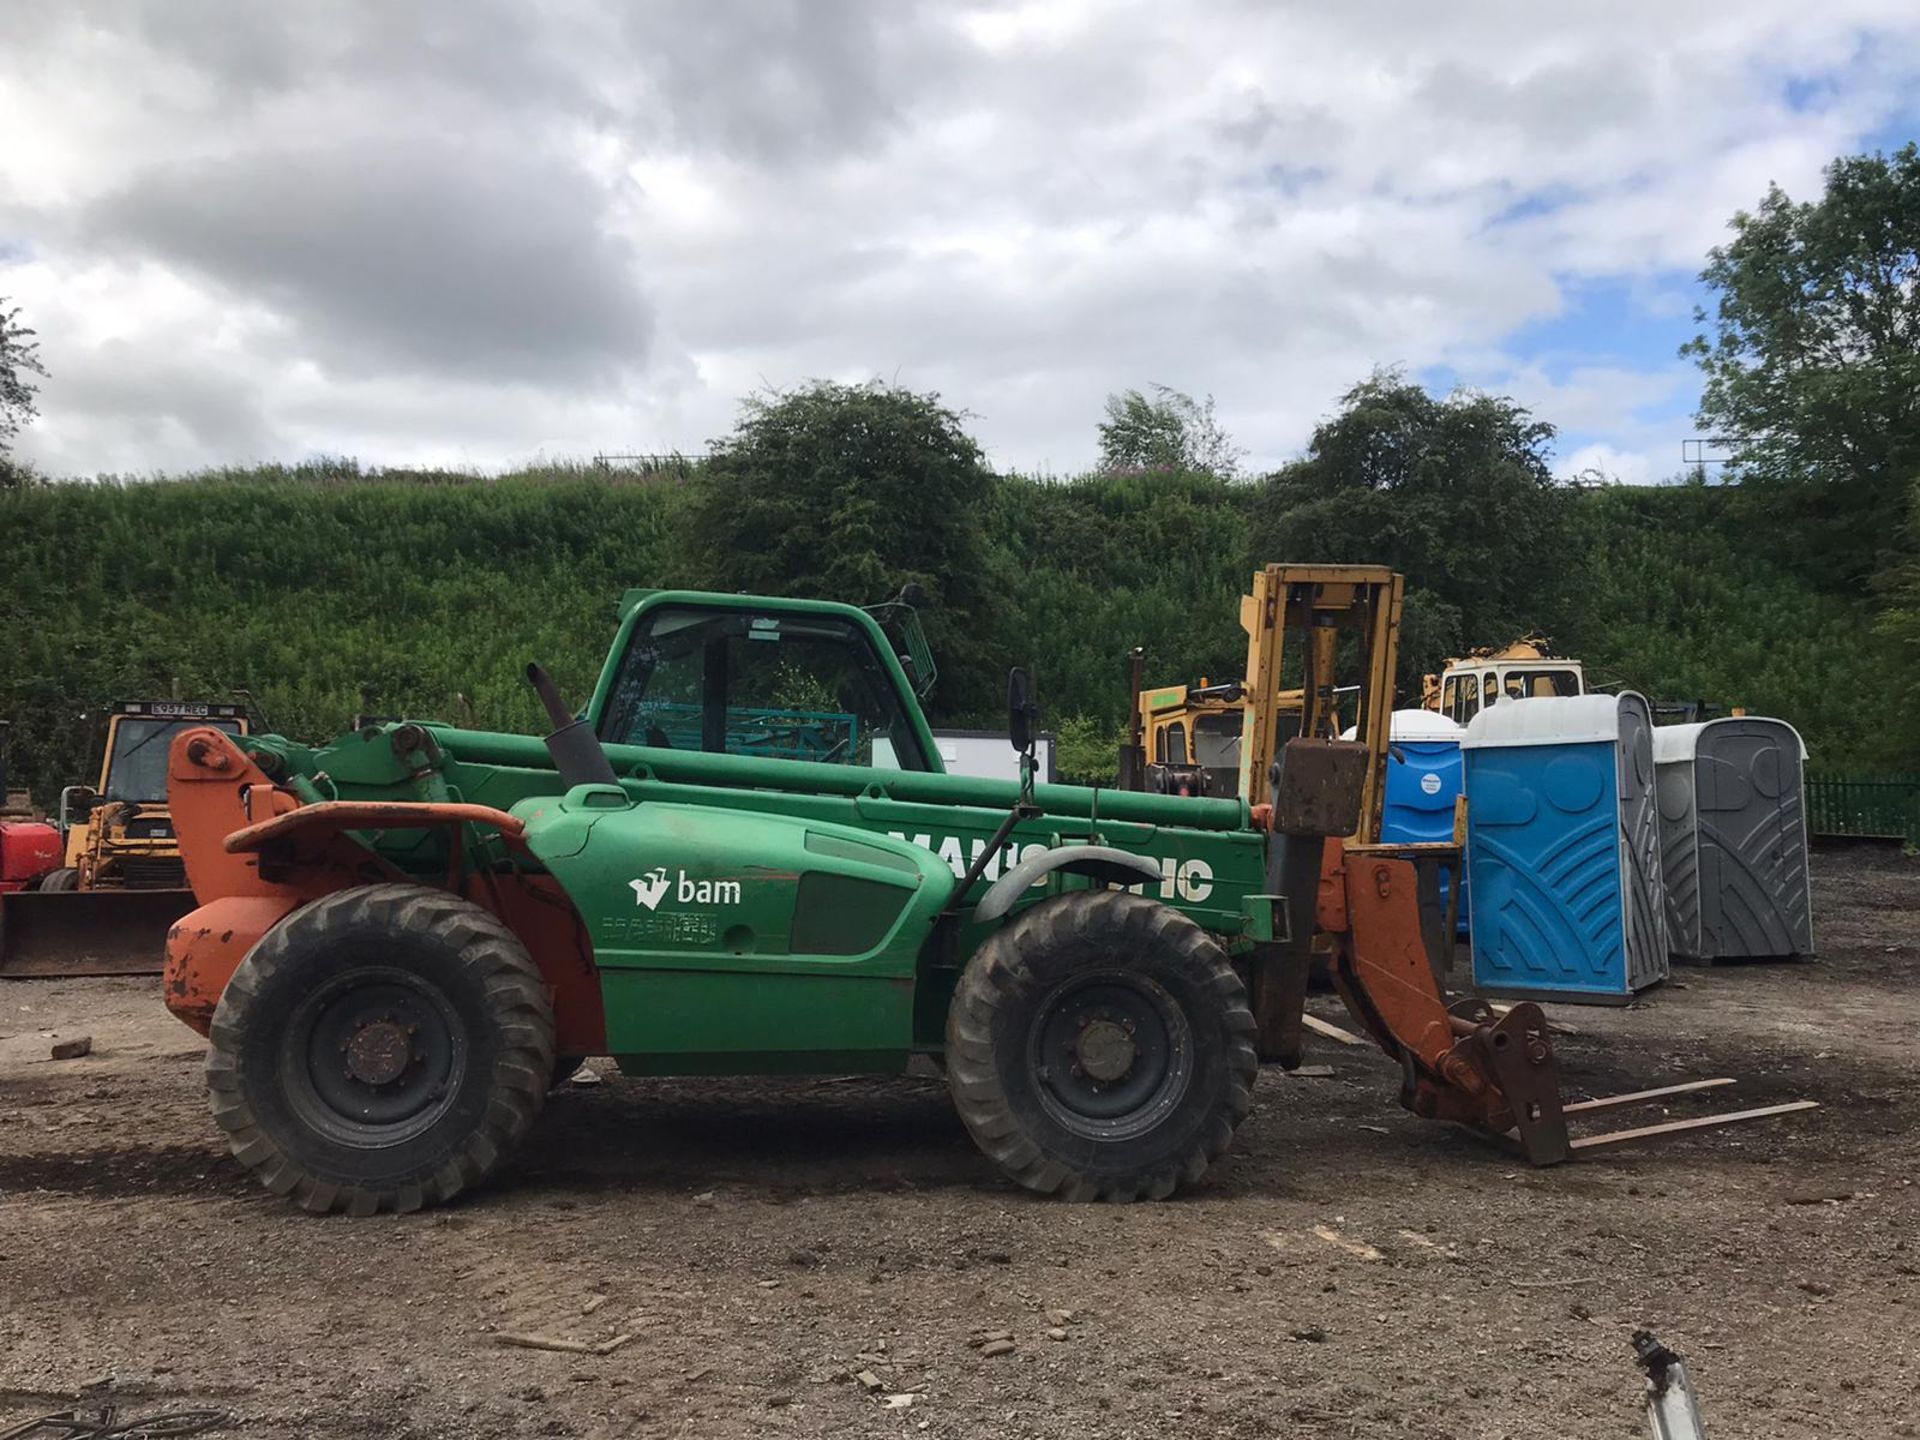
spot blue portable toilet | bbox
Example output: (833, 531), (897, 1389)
(1375, 708), (1469, 931)
(1460, 692), (1670, 1003)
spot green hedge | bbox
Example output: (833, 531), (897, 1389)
(1, 464), (1909, 802)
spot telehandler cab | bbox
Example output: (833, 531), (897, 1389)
(161, 584), (1811, 1214)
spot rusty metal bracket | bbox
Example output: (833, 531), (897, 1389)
(223, 799), (526, 853)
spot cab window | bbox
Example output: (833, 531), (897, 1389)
(1157, 721), (1189, 767)
(1192, 713), (1241, 770)
(599, 607), (931, 770)
(104, 717), (243, 804)
(1503, 667), (1582, 700)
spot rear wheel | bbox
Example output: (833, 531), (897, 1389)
(205, 883), (555, 1215)
(946, 890), (1257, 1201)
(38, 867), (79, 892)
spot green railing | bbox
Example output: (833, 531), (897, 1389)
(1806, 774), (1920, 845)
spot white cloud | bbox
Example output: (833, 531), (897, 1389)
(1559, 442), (1661, 487)
(2, 0), (1917, 477)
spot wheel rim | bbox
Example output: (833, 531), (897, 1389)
(280, 966), (467, 1146)
(1026, 970), (1194, 1141)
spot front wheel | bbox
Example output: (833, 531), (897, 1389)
(946, 890), (1257, 1201)
(37, 867), (79, 892)
(205, 883), (555, 1215)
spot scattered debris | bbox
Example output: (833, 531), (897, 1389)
(1289, 1327), (1328, 1343)
(1044, 1308), (1074, 1326)
(1797, 1280), (1835, 1297)
(1046, 1327), (1068, 1341)
(856, 1370), (885, 1392)
(1784, 1187), (1857, 1205)
(581, 1294), (608, 1315)
(692, 1191), (716, 1207)
(1311, 1225), (1382, 1262)
(493, 1331), (599, 1355)
(882, 1393), (920, 1410)
(1287, 1064), (1336, 1079)
(50, 1035), (93, 1060)
(568, 1062), (602, 1086)
(0, 1408), (229, 1439)
(969, 1330), (1013, 1347)
(491, 1330), (635, 1356)
(980, 1339), (1016, 1358)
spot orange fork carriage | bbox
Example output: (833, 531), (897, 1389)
(1317, 843), (1817, 1162)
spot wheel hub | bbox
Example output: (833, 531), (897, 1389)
(1028, 973), (1193, 1138)
(344, 1019), (413, 1086)
(1074, 1018), (1136, 1082)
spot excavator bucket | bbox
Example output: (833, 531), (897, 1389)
(0, 887), (186, 977)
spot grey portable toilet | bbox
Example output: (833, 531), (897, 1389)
(1652, 718), (1813, 961)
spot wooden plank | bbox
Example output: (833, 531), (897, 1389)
(1302, 1013), (1368, 1047)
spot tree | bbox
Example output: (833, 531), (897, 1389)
(684, 380), (1001, 719)
(1879, 475), (1920, 743)
(1683, 144), (1920, 579)
(1252, 373), (1567, 686)
(1, 299), (48, 460)
(1097, 386), (1245, 478)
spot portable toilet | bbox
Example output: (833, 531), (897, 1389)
(1460, 692), (1670, 1003)
(1652, 718), (1813, 961)
(1376, 708), (1469, 931)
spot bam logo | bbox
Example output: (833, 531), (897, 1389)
(629, 868), (670, 910)
(629, 868), (743, 909)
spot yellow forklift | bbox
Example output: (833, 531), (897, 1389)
(0, 700), (250, 976)
(1121, 564), (1402, 842)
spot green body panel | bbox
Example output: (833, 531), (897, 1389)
(234, 589), (1273, 1074)
(514, 784), (952, 1071)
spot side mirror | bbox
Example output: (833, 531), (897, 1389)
(58, 785), (97, 832)
(1007, 667), (1038, 754)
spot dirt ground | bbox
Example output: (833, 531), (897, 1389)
(2, 849), (1916, 1440)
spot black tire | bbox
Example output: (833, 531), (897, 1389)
(205, 883), (555, 1215)
(946, 890), (1257, 1202)
(38, 867), (79, 892)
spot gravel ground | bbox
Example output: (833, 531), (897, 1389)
(2, 847), (1915, 1439)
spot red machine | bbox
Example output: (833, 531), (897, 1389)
(1, 722), (61, 894)
(0, 819), (62, 894)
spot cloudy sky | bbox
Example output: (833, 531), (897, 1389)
(3, 2), (1918, 482)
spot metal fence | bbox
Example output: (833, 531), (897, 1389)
(1806, 774), (1920, 845)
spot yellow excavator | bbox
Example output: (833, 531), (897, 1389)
(1422, 634), (1586, 727)
(0, 699), (250, 976)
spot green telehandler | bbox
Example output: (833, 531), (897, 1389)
(159, 581), (1808, 1214)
